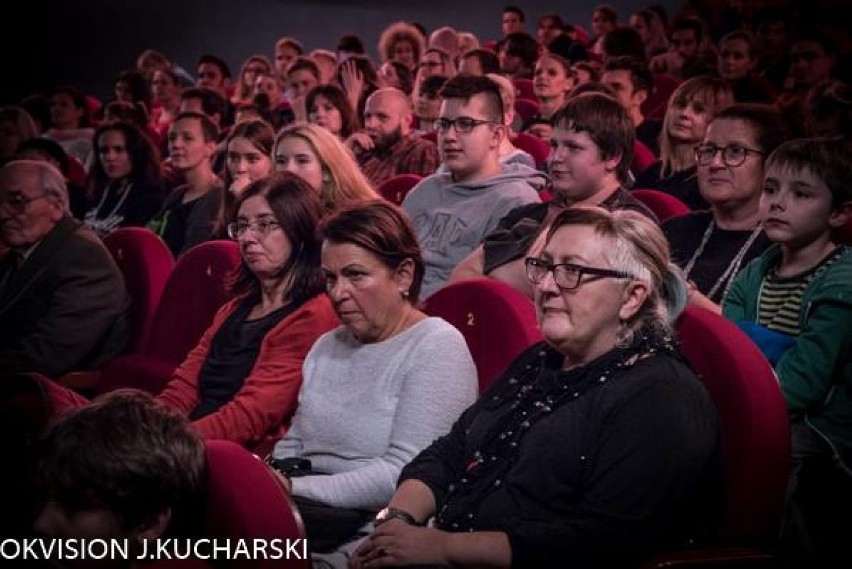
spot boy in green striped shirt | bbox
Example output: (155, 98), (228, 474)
(723, 137), (852, 566)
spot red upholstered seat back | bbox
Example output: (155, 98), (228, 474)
(145, 240), (241, 364)
(424, 278), (542, 393)
(512, 78), (536, 102)
(631, 189), (690, 223)
(511, 132), (550, 166)
(514, 97), (541, 122)
(675, 306), (790, 545)
(632, 140), (656, 173)
(642, 73), (682, 121)
(103, 227), (175, 353)
(204, 440), (310, 568)
(377, 174), (422, 206)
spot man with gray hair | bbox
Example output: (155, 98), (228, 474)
(0, 160), (129, 378)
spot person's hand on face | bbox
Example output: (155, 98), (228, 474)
(229, 173), (252, 195)
(345, 132), (375, 153)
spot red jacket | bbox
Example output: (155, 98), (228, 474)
(157, 294), (339, 454)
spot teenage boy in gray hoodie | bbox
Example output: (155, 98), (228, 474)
(402, 75), (542, 298)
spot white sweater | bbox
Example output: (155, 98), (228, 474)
(272, 317), (478, 510)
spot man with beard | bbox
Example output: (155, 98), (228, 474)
(345, 88), (439, 187)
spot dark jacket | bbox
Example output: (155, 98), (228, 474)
(0, 216), (130, 377)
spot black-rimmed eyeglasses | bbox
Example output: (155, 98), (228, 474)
(525, 257), (634, 290)
(694, 143), (765, 168)
(434, 117), (498, 134)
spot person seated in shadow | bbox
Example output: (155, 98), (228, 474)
(32, 390), (205, 568)
(0, 160), (129, 378)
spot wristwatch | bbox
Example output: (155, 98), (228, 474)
(374, 506), (422, 526)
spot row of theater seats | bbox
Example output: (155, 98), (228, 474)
(35, 268), (792, 567)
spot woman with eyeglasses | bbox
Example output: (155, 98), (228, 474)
(269, 200), (477, 559)
(635, 76), (734, 211)
(352, 206), (720, 569)
(156, 173), (339, 454)
(662, 104), (790, 313)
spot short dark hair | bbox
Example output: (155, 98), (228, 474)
(594, 5), (618, 23)
(504, 5), (524, 22)
(14, 137), (69, 175)
(568, 80), (617, 99)
(766, 137), (852, 208)
(804, 79), (852, 137)
(670, 16), (704, 43)
(461, 49), (501, 75)
(421, 75), (449, 97)
(537, 12), (565, 30)
(172, 110), (219, 142)
(287, 56), (321, 80)
(180, 87), (228, 123)
(720, 30), (757, 60)
(305, 84), (360, 138)
(439, 75), (504, 122)
(198, 54), (232, 79)
(603, 56), (654, 95)
(552, 92), (635, 185)
(35, 390), (205, 535)
(501, 32), (539, 68)
(321, 200), (425, 303)
(713, 103), (791, 156)
(602, 26), (646, 60)
(230, 172), (326, 306)
(337, 34), (365, 54)
(791, 27), (837, 56)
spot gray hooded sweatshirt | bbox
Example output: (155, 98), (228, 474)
(403, 163), (545, 298)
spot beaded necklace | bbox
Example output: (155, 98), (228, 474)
(435, 330), (680, 531)
(683, 220), (763, 303)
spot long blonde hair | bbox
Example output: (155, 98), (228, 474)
(659, 76), (733, 178)
(274, 123), (378, 212)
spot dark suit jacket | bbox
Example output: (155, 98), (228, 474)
(0, 216), (130, 378)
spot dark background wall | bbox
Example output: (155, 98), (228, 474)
(1, 0), (679, 103)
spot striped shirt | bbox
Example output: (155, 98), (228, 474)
(758, 248), (843, 335)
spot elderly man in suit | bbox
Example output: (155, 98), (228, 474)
(0, 160), (130, 378)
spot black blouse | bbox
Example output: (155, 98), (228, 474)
(400, 339), (721, 567)
(190, 298), (293, 421)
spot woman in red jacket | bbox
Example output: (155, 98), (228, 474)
(157, 172), (339, 454)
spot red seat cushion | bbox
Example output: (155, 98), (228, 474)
(377, 174), (422, 206)
(631, 189), (690, 223)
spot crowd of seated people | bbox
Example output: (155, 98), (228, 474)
(2, 1), (851, 567)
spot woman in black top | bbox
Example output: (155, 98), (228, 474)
(663, 104), (791, 311)
(353, 207), (721, 568)
(84, 121), (164, 236)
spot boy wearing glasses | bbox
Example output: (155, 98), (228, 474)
(723, 138), (852, 566)
(402, 75), (541, 299)
(0, 160), (129, 377)
(450, 92), (653, 299)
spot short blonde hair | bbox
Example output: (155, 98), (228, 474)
(485, 73), (515, 125)
(274, 123), (378, 212)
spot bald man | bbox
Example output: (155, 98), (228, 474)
(0, 160), (129, 377)
(345, 88), (439, 186)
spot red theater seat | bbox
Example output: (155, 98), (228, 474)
(511, 132), (550, 166)
(204, 440), (310, 568)
(103, 227), (175, 353)
(514, 97), (541, 122)
(377, 174), (422, 206)
(97, 240), (241, 395)
(512, 78), (536, 102)
(424, 278), (542, 393)
(644, 306), (790, 566)
(631, 189), (690, 223)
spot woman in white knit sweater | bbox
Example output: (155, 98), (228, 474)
(270, 200), (478, 557)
